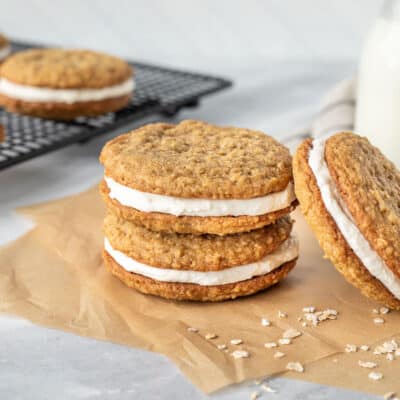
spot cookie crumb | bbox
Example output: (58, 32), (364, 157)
(205, 333), (218, 340)
(261, 383), (277, 393)
(231, 350), (249, 359)
(279, 338), (291, 345)
(278, 311), (287, 318)
(369, 371), (383, 381)
(374, 340), (398, 355)
(230, 339), (243, 345)
(261, 318), (271, 327)
(380, 307), (390, 315)
(345, 344), (358, 353)
(217, 344), (227, 350)
(374, 317), (385, 324)
(286, 362), (304, 373)
(383, 392), (397, 400)
(302, 306), (315, 313)
(264, 342), (277, 349)
(283, 328), (302, 339)
(187, 327), (198, 333)
(373, 308), (379, 314)
(358, 360), (377, 369)
(274, 351), (285, 359)
(250, 391), (260, 400)
(386, 353), (394, 361)
(360, 345), (370, 352)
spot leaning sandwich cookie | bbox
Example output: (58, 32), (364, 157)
(99, 120), (298, 235)
(0, 48), (134, 120)
(103, 214), (298, 301)
(293, 132), (400, 310)
(0, 34), (10, 63)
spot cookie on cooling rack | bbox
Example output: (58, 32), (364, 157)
(103, 212), (298, 301)
(99, 120), (298, 235)
(0, 48), (134, 120)
(0, 34), (10, 63)
(293, 132), (400, 310)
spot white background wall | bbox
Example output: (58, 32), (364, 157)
(0, 0), (382, 72)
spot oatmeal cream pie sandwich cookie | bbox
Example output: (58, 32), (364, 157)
(0, 48), (134, 119)
(0, 34), (10, 63)
(99, 120), (298, 235)
(102, 213), (299, 301)
(293, 132), (400, 310)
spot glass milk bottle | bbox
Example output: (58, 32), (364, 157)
(355, 0), (400, 166)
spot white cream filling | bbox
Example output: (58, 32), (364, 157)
(104, 176), (296, 217)
(309, 138), (400, 300)
(104, 235), (298, 286)
(0, 77), (134, 103)
(0, 46), (10, 61)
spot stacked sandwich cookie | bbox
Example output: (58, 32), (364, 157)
(100, 120), (299, 301)
(293, 132), (400, 310)
(0, 48), (134, 120)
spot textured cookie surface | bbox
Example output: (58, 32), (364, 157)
(103, 251), (297, 302)
(325, 133), (400, 278)
(293, 138), (400, 309)
(100, 120), (293, 199)
(0, 93), (131, 120)
(0, 34), (8, 49)
(0, 48), (132, 88)
(104, 212), (292, 271)
(100, 180), (298, 235)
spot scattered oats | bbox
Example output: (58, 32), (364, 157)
(373, 308), (379, 314)
(303, 306), (316, 313)
(360, 345), (370, 352)
(264, 342), (277, 349)
(345, 344), (358, 353)
(374, 317), (385, 324)
(386, 353), (394, 361)
(325, 309), (338, 316)
(217, 344), (227, 350)
(374, 340), (398, 355)
(358, 360), (377, 369)
(302, 322), (307, 328)
(278, 310), (287, 318)
(279, 338), (291, 345)
(261, 383), (277, 393)
(286, 361), (304, 373)
(383, 392), (397, 400)
(250, 391), (260, 400)
(230, 339), (243, 345)
(187, 327), (198, 333)
(261, 318), (271, 327)
(205, 333), (218, 340)
(368, 371), (383, 381)
(283, 328), (302, 339)
(231, 350), (249, 359)
(274, 351), (285, 359)
(380, 307), (390, 315)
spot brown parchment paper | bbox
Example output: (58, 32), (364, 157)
(1, 186), (400, 395)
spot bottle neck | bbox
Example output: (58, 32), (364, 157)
(382, 0), (400, 20)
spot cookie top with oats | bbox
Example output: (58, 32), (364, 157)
(100, 120), (293, 199)
(0, 48), (132, 89)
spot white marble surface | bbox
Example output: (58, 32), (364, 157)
(0, 1), (384, 398)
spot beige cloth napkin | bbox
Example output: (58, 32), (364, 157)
(311, 77), (356, 138)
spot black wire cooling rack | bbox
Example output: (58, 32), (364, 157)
(0, 41), (232, 170)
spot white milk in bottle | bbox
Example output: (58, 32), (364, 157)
(356, 0), (400, 166)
